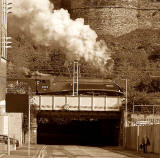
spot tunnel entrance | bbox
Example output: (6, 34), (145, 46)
(37, 111), (120, 146)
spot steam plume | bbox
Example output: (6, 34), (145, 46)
(12, 0), (112, 68)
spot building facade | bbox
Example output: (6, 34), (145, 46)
(0, 0), (7, 103)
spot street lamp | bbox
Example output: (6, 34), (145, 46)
(121, 78), (128, 149)
(125, 79), (128, 127)
(2, 0), (12, 155)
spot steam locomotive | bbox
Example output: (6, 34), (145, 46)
(7, 77), (124, 96)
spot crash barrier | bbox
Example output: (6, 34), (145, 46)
(125, 125), (160, 154)
(0, 135), (19, 147)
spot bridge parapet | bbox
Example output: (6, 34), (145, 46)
(30, 95), (122, 111)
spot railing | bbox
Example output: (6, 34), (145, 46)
(0, 135), (19, 147)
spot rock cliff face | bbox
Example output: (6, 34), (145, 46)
(137, 0), (160, 30)
(56, 0), (160, 37)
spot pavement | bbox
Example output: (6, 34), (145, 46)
(102, 146), (160, 158)
(0, 145), (43, 158)
(0, 145), (160, 158)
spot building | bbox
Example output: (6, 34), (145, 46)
(0, 0), (7, 107)
(0, 1), (22, 147)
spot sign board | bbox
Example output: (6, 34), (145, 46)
(6, 94), (29, 113)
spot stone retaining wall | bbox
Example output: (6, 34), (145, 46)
(58, 0), (160, 37)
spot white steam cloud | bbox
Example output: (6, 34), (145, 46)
(12, 0), (111, 68)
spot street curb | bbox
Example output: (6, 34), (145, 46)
(102, 147), (145, 158)
(112, 150), (145, 158)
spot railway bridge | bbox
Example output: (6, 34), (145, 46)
(29, 80), (124, 146)
(6, 79), (124, 145)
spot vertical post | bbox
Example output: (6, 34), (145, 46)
(153, 105), (155, 125)
(132, 97), (135, 114)
(91, 96), (93, 111)
(153, 105), (155, 153)
(124, 79), (128, 149)
(52, 96), (54, 110)
(76, 61), (79, 96)
(2, 0), (5, 58)
(28, 102), (31, 156)
(78, 96), (80, 111)
(104, 96), (107, 111)
(7, 115), (10, 155)
(125, 79), (128, 127)
(6, 0), (9, 152)
(73, 62), (75, 96)
(39, 95), (41, 110)
(5, 0), (7, 59)
(73, 60), (79, 96)
(137, 125), (139, 151)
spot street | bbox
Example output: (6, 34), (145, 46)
(40, 145), (143, 158)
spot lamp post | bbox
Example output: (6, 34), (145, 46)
(125, 79), (128, 127)
(2, 0), (12, 155)
(28, 102), (31, 156)
(120, 78), (128, 127)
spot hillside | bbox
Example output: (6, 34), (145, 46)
(7, 0), (160, 108)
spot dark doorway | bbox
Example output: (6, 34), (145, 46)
(37, 117), (120, 146)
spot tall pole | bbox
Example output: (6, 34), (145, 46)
(125, 79), (128, 127)
(3, 0), (10, 155)
(76, 61), (79, 96)
(28, 103), (31, 156)
(73, 60), (79, 96)
(73, 62), (75, 96)
(124, 79), (128, 149)
(7, 115), (10, 155)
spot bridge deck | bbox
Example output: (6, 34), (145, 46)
(31, 95), (122, 112)
(37, 110), (121, 120)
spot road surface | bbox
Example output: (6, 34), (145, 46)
(39, 145), (143, 158)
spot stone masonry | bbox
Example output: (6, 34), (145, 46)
(57, 0), (160, 37)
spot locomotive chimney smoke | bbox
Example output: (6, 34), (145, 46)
(12, 0), (112, 69)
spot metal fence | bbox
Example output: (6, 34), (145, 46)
(125, 125), (160, 154)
